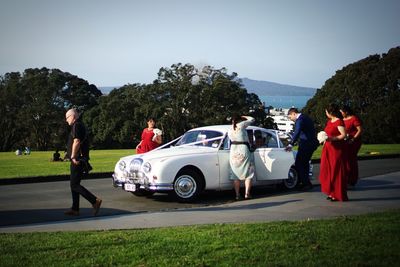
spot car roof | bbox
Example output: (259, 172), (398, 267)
(188, 124), (275, 133)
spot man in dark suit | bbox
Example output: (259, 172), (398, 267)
(285, 108), (319, 190)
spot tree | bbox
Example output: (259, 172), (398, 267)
(84, 84), (144, 149)
(0, 68), (102, 151)
(1, 64), (267, 150)
(155, 63), (199, 139)
(156, 63), (268, 141)
(303, 46), (400, 143)
(87, 63), (268, 148)
(0, 72), (25, 151)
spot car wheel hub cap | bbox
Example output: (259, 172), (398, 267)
(285, 168), (297, 188)
(176, 176), (196, 198)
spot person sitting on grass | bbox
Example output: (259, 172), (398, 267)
(52, 150), (62, 162)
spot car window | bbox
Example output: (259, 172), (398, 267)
(265, 132), (279, 148)
(158, 135), (182, 149)
(253, 130), (279, 148)
(278, 132), (292, 147)
(222, 135), (230, 150)
(246, 130), (254, 147)
(176, 130), (224, 147)
(253, 130), (262, 148)
(176, 131), (198, 145)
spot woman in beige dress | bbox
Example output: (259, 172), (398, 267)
(228, 115), (255, 200)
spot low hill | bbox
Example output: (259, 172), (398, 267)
(98, 86), (118, 95)
(241, 78), (316, 96)
(99, 78), (317, 96)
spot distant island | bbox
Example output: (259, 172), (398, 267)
(98, 78), (317, 97)
(240, 78), (316, 96)
(98, 86), (117, 94)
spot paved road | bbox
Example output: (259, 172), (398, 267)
(0, 158), (399, 232)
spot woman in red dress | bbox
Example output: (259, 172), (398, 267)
(340, 105), (363, 186)
(136, 118), (162, 154)
(319, 104), (348, 201)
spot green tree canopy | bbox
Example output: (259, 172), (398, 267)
(87, 63), (269, 148)
(84, 84), (144, 149)
(0, 68), (102, 151)
(303, 46), (400, 143)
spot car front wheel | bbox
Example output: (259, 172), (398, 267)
(173, 169), (203, 202)
(283, 166), (298, 189)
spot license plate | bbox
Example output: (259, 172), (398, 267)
(124, 183), (136, 192)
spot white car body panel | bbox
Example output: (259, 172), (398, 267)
(112, 125), (298, 199)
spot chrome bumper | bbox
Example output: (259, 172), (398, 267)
(112, 174), (173, 191)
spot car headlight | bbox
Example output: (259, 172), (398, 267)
(143, 162), (151, 173)
(118, 161), (126, 171)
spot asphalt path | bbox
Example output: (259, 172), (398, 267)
(0, 158), (399, 230)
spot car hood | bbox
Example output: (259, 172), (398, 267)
(119, 145), (218, 163)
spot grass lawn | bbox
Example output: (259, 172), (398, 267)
(0, 149), (134, 179)
(0, 144), (399, 179)
(1, 210), (399, 266)
(311, 143), (400, 160)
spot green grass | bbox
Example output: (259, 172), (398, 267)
(311, 143), (400, 160)
(0, 149), (134, 179)
(0, 144), (399, 179)
(1, 210), (399, 266)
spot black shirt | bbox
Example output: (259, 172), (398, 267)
(67, 120), (89, 160)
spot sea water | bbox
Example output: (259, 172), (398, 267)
(258, 95), (312, 109)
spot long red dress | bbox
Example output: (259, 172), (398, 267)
(136, 128), (159, 154)
(344, 116), (362, 186)
(319, 119), (348, 201)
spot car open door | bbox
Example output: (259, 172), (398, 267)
(253, 130), (294, 180)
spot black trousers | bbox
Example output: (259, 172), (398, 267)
(295, 145), (316, 185)
(70, 163), (96, 211)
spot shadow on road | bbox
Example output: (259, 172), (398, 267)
(0, 208), (134, 227)
(180, 199), (303, 212)
(0, 185), (292, 227)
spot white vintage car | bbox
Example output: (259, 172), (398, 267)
(112, 125), (299, 201)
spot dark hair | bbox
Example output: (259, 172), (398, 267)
(231, 114), (241, 130)
(326, 103), (342, 119)
(287, 107), (299, 115)
(147, 117), (156, 122)
(341, 105), (354, 116)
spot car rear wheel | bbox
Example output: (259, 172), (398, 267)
(283, 166), (298, 189)
(173, 169), (203, 202)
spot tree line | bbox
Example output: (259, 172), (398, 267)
(1, 46), (399, 151)
(0, 64), (270, 151)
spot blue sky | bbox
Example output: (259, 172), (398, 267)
(0, 0), (399, 88)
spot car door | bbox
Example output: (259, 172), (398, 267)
(217, 135), (232, 190)
(253, 130), (294, 180)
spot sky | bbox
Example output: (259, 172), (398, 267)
(0, 0), (399, 89)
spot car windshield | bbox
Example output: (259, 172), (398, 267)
(175, 130), (224, 148)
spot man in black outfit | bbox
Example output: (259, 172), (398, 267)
(64, 108), (102, 216)
(286, 108), (319, 190)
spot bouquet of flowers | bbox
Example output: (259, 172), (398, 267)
(152, 128), (163, 141)
(317, 131), (328, 144)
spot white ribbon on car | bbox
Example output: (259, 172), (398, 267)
(176, 136), (225, 148)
